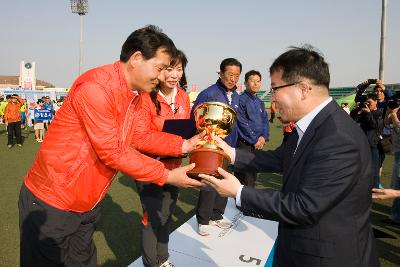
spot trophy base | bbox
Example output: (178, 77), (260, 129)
(187, 148), (231, 180)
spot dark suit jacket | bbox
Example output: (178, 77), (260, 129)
(235, 101), (379, 267)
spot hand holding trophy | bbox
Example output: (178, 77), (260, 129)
(187, 102), (237, 179)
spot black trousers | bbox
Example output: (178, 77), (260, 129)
(269, 112), (275, 123)
(19, 184), (101, 267)
(136, 182), (179, 267)
(7, 121), (22, 145)
(235, 140), (257, 188)
(196, 188), (227, 225)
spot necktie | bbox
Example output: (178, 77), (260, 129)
(286, 128), (299, 158)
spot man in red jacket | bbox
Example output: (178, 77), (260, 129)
(19, 25), (202, 267)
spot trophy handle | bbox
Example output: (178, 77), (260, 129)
(223, 110), (233, 124)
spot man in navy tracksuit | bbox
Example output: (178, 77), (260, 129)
(191, 58), (241, 236)
(235, 70), (269, 188)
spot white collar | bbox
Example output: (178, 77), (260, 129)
(158, 87), (178, 110)
(295, 97), (332, 138)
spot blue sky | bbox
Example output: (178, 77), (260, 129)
(0, 0), (399, 91)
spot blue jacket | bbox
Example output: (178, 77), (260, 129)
(191, 79), (239, 147)
(237, 90), (269, 145)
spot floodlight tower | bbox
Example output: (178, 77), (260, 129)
(71, 0), (88, 76)
(379, 0), (387, 81)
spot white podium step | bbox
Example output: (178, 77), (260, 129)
(128, 198), (278, 267)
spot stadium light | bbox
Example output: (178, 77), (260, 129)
(379, 0), (387, 82)
(70, 0), (88, 76)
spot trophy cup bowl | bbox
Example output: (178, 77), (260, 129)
(187, 102), (237, 179)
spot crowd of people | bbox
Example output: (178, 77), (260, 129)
(12, 25), (399, 267)
(347, 79), (400, 227)
(0, 95), (64, 146)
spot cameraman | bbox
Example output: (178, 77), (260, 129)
(356, 79), (391, 105)
(355, 79), (390, 187)
(356, 93), (383, 188)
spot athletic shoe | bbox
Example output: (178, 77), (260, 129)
(7, 144), (12, 149)
(198, 223), (211, 236)
(17, 144), (22, 147)
(159, 259), (175, 267)
(209, 219), (231, 229)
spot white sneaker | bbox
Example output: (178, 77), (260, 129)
(209, 219), (231, 229)
(159, 259), (175, 267)
(198, 223), (211, 236)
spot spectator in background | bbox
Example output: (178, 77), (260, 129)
(54, 99), (63, 115)
(356, 93), (383, 188)
(0, 95), (7, 124)
(4, 94), (24, 148)
(52, 99), (57, 114)
(34, 99), (45, 143)
(20, 99), (28, 129)
(269, 101), (276, 123)
(236, 70), (269, 187)
(27, 101), (36, 127)
(356, 79), (389, 185)
(383, 104), (400, 225)
(1, 95), (12, 130)
(373, 81), (391, 186)
(280, 118), (295, 144)
(192, 57), (242, 236)
(373, 80), (389, 115)
(43, 96), (53, 130)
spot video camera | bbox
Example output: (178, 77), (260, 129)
(355, 79), (378, 103)
(359, 99), (370, 109)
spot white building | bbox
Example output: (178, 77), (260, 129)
(19, 61), (36, 90)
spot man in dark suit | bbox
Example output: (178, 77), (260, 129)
(200, 46), (379, 267)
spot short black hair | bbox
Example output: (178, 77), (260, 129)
(270, 45), (330, 88)
(245, 70), (262, 82)
(37, 99), (44, 104)
(6, 95), (11, 99)
(220, 58), (242, 73)
(120, 25), (177, 62)
(367, 93), (378, 101)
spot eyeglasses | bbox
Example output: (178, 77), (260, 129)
(270, 82), (300, 93)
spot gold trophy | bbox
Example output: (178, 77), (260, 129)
(187, 101), (237, 179)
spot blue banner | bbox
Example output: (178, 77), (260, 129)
(34, 109), (52, 121)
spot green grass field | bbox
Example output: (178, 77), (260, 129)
(0, 121), (399, 266)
